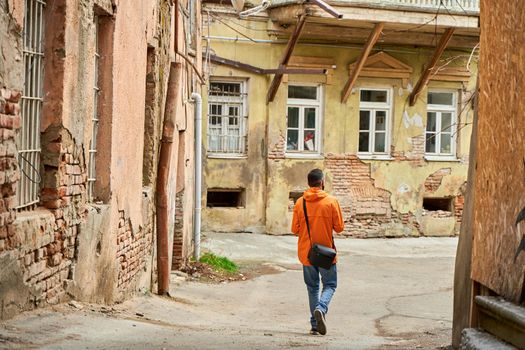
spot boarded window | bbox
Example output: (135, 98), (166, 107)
(207, 189), (245, 208)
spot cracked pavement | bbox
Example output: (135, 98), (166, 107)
(0, 233), (457, 349)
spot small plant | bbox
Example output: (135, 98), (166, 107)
(199, 253), (238, 273)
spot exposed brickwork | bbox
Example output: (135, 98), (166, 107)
(392, 134), (425, 166)
(268, 133), (285, 160)
(424, 168), (452, 192)
(116, 210), (153, 289)
(0, 123), (89, 308)
(325, 153), (394, 237)
(172, 190), (184, 269)
(0, 88), (21, 252)
(454, 195), (465, 224)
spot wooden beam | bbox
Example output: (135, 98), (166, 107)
(409, 27), (455, 106)
(340, 22), (384, 103)
(269, 23), (478, 49)
(208, 54), (326, 75)
(307, 0), (343, 19)
(209, 54), (264, 74)
(266, 14), (307, 103)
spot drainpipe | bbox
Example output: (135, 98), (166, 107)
(191, 92), (202, 261)
(156, 62), (181, 295)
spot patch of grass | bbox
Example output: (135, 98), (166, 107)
(199, 253), (238, 273)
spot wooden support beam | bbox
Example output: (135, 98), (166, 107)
(209, 54), (264, 74)
(266, 14), (307, 103)
(207, 54), (326, 75)
(307, 0), (343, 19)
(409, 27), (455, 106)
(340, 22), (384, 103)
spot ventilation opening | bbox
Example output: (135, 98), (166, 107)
(423, 197), (453, 212)
(288, 191), (303, 211)
(207, 189), (245, 208)
(289, 191), (303, 204)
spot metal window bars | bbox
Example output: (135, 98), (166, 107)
(15, 0), (46, 210)
(207, 82), (247, 155)
(87, 16), (100, 202)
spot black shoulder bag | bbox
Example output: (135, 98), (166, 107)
(303, 198), (337, 269)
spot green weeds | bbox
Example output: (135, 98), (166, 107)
(199, 253), (238, 273)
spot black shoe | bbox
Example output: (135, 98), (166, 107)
(309, 328), (319, 335)
(314, 309), (327, 335)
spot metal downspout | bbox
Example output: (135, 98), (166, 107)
(191, 92), (202, 261)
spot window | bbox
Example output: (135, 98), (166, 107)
(358, 88), (391, 155)
(423, 197), (453, 212)
(16, 0), (46, 209)
(207, 81), (247, 155)
(206, 189), (245, 208)
(426, 91), (457, 157)
(286, 85), (322, 154)
(87, 16), (101, 202)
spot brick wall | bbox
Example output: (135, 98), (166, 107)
(424, 168), (452, 192)
(0, 87), (22, 251)
(268, 133), (285, 160)
(392, 134), (425, 165)
(325, 153), (395, 237)
(116, 209), (153, 290)
(172, 190), (184, 269)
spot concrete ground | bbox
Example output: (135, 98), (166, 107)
(0, 233), (458, 350)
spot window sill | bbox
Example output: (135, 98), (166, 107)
(14, 207), (54, 223)
(285, 153), (324, 160)
(207, 154), (248, 159)
(424, 155), (461, 162)
(357, 154), (394, 161)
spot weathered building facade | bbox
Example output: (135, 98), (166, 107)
(0, 0), (201, 319)
(201, 0), (479, 237)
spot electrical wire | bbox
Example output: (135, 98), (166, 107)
(17, 153), (42, 184)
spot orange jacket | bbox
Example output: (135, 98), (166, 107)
(291, 187), (345, 266)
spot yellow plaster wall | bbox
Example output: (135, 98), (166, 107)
(203, 16), (476, 236)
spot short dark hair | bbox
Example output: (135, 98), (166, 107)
(308, 168), (324, 187)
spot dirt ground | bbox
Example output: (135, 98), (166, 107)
(0, 233), (458, 350)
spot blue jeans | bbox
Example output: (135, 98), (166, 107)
(303, 264), (337, 329)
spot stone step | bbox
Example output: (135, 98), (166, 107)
(475, 296), (525, 349)
(460, 328), (518, 350)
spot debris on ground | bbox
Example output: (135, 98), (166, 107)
(68, 300), (84, 310)
(179, 261), (282, 284)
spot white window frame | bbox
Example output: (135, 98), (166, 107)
(357, 87), (393, 159)
(207, 79), (248, 158)
(285, 84), (323, 157)
(425, 90), (458, 160)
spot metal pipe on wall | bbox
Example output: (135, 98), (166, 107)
(191, 92), (202, 261)
(156, 62), (182, 295)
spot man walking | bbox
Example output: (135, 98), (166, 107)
(291, 169), (344, 336)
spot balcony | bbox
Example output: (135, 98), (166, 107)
(270, 0), (479, 14)
(267, 0), (480, 48)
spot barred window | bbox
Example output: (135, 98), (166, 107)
(16, 0), (46, 209)
(207, 81), (247, 155)
(87, 16), (100, 202)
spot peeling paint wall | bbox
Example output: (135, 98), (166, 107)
(202, 8), (475, 237)
(0, 0), (200, 319)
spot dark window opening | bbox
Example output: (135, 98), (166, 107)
(423, 197), (453, 212)
(289, 191), (303, 204)
(207, 189), (245, 208)
(288, 191), (303, 211)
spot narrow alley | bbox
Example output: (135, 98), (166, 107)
(1, 0), (525, 349)
(1, 233), (456, 349)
